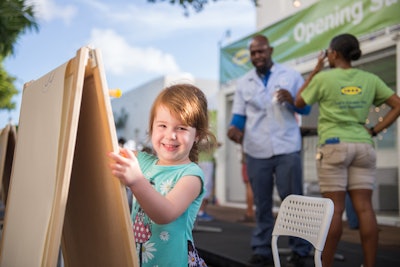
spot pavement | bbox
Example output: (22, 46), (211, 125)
(193, 204), (400, 267)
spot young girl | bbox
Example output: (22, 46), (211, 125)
(108, 83), (216, 267)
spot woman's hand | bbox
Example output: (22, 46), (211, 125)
(315, 50), (327, 72)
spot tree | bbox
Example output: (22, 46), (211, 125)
(147, 0), (258, 16)
(0, 0), (38, 57)
(0, 0), (38, 111)
(0, 60), (18, 110)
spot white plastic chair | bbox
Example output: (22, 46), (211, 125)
(272, 194), (334, 267)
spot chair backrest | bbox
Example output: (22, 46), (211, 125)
(273, 194), (334, 250)
(271, 194), (334, 267)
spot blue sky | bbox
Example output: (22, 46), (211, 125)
(1, 0), (255, 126)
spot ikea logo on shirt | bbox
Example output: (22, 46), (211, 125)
(341, 86), (362, 95)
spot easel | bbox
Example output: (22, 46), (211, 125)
(0, 47), (138, 267)
(0, 124), (17, 226)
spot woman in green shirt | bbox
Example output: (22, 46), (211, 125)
(295, 33), (400, 267)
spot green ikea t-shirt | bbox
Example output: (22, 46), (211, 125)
(301, 68), (394, 145)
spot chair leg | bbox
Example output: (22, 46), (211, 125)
(314, 250), (323, 267)
(271, 236), (281, 267)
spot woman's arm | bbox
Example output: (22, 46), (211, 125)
(294, 51), (326, 108)
(368, 94), (400, 136)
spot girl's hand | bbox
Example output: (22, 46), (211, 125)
(108, 148), (143, 187)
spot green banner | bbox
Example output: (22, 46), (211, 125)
(220, 0), (400, 84)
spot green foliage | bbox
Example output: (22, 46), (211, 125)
(0, 0), (38, 111)
(0, 0), (38, 57)
(147, 0), (258, 16)
(0, 60), (18, 110)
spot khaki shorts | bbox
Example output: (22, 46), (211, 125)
(316, 142), (376, 193)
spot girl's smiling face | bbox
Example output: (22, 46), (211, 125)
(151, 105), (197, 165)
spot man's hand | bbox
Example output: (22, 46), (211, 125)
(274, 89), (293, 104)
(227, 126), (244, 144)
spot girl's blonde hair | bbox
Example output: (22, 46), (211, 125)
(148, 83), (217, 163)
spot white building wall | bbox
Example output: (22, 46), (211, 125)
(111, 77), (166, 148)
